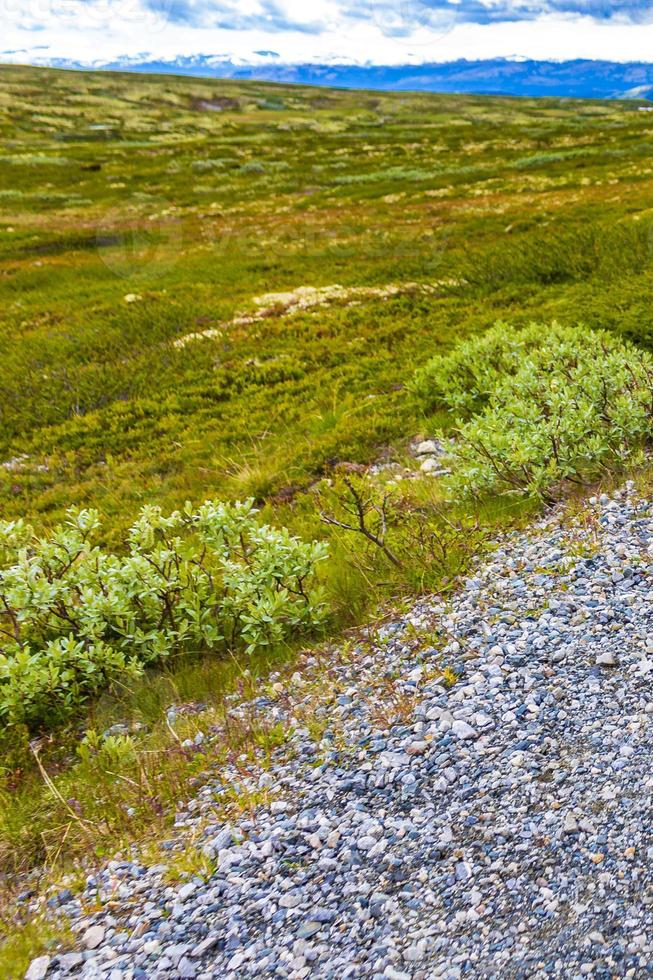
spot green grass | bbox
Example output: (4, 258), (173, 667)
(4, 64), (653, 963)
(0, 914), (73, 980)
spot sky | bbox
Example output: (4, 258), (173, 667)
(3, 0), (653, 67)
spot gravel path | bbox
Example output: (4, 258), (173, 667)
(36, 482), (653, 979)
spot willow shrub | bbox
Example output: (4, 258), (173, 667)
(0, 500), (328, 730)
(411, 321), (653, 499)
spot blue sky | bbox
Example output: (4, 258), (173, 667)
(3, 0), (653, 66)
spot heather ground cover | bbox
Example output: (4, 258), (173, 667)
(3, 68), (653, 535)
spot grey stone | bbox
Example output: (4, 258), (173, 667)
(177, 956), (197, 978)
(451, 719), (476, 739)
(57, 952), (83, 971)
(25, 957), (50, 980)
(177, 882), (197, 902)
(596, 651), (617, 666)
(82, 925), (105, 950)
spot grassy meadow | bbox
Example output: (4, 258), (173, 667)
(3, 66), (653, 535)
(3, 62), (653, 972)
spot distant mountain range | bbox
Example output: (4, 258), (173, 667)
(39, 57), (653, 100)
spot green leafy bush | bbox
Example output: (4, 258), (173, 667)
(0, 501), (328, 730)
(412, 321), (653, 499)
(409, 320), (553, 415)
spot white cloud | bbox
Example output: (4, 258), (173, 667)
(2, 0), (653, 64)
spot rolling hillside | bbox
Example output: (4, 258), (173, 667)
(5, 64), (653, 975)
(2, 65), (653, 537)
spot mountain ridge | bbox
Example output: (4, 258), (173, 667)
(17, 56), (653, 99)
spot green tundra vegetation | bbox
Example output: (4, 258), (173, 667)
(0, 501), (328, 729)
(411, 322), (653, 498)
(4, 62), (653, 971)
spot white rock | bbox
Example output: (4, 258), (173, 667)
(473, 712), (493, 729)
(25, 956), (50, 980)
(451, 719), (477, 740)
(83, 924), (106, 950)
(406, 740), (428, 756)
(177, 882), (197, 901)
(403, 941), (427, 962)
(191, 935), (219, 957)
(380, 751), (410, 769)
(385, 967), (411, 980)
(415, 440), (440, 456)
(563, 813), (579, 834)
(438, 711), (454, 731)
(279, 891), (303, 908)
(596, 652), (617, 667)
(217, 846), (246, 871)
(226, 952), (246, 972)
(438, 824), (453, 844)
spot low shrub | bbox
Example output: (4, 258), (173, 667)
(411, 321), (653, 499)
(315, 471), (488, 587)
(0, 500), (328, 730)
(409, 320), (552, 415)
(460, 222), (653, 289)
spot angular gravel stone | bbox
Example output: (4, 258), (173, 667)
(451, 719), (476, 739)
(596, 651), (617, 666)
(82, 925), (105, 950)
(25, 956), (50, 980)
